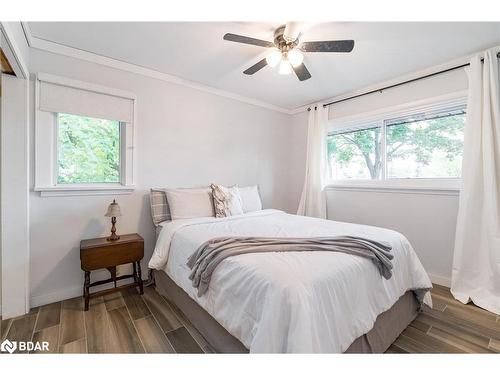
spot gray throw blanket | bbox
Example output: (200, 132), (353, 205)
(187, 236), (393, 296)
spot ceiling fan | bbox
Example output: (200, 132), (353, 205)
(223, 23), (354, 81)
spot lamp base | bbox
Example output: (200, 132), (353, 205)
(107, 216), (120, 241)
(106, 233), (120, 241)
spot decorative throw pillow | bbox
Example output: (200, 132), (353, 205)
(210, 184), (244, 218)
(150, 188), (171, 225)
(238, 185), (262, 213)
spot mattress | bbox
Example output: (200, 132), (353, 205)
(149, 209), (432, 353)
(154, 269), (420, 353)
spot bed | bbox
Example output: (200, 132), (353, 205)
(148, 208), (432, 353)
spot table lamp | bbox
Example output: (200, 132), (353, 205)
(105, 199), (122, 241)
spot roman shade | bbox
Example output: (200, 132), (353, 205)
(34, 73), (136, 195)
(38, 73), (135, 123)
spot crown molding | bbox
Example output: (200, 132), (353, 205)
(21, 23), (293, 115)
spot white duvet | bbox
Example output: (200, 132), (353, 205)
(149, 209), (432, 353)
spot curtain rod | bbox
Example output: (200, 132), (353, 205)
(306, 52), (500, 111)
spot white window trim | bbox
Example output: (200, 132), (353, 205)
(37, 185), (135, 197)
(34, 73), (137, 197)
(325, 179), (461, 196)
(325, 91), (467, 194)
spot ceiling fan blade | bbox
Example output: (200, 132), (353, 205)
(223, 33), (274, 48)
(301, 40), (354, 53)
(243, 58), (268, 75)
(293, 63), (312, 81)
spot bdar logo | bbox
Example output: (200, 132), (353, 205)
(1, 339), (17, 354)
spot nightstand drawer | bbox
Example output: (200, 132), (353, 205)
(80, 240), (144, 271)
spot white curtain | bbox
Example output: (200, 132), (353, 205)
(451, 48), (500, 314)
(297, 104), (328, 218)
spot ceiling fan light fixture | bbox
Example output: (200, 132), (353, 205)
(265, 49), (282, 68)
(287, 49), (304, 67)
(223, 24), (355, 82)
(278, 59), (292, 75)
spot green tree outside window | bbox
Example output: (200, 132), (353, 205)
(58, 113), (120, 184)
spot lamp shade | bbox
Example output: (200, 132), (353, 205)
(105, 199), (122, 217)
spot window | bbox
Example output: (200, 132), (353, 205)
(327, 126), (382, 180)
(327, 102), (466, 183)
(385, 110), (465, 179)
(35, 73), (136, 196)
(57, 113), (121, 184)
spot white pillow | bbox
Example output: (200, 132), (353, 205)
(165, 188), (214, 220)
(211, 184), (244, 217)
(239, 185), (262, 213)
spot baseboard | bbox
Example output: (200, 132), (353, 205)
(30, 278), (148, 308)
(31, 286), (82, 308)
(428, 273), (451, 288)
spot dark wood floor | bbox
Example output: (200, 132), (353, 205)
(1, 284), (499, 353)
(1, 286), (212, 353)
(387, 284), (500, 353)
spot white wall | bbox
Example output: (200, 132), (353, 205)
(286, 110), (309, 212)
(28, 48), (295, 307)
(292, 68), (469, 287)
(328, 69), (468, 120)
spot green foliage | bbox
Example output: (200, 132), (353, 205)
(327, 114), (465, 179)
(386, 115), (465, 164)
(328, 127), (382, 178)
(58, 113), (120, 184)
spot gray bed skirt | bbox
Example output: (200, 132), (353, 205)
(153, 270), (419, 353)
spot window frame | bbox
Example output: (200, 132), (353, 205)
(325, 92), (467, 194)
(34, 73), (136, 197)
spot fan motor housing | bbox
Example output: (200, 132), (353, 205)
(274, 25), (299, 52)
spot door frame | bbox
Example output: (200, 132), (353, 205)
(1, 22), (30, 318)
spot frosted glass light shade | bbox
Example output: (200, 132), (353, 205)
(279, 59), (292, 75)
(287, 49), (304, 67)
(266, 49), (282, 68)
(105, 199), (122, 217)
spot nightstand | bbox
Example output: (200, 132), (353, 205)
(80, 233), (144, 311)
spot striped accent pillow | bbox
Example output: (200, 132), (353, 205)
(150, 188), (171, 226)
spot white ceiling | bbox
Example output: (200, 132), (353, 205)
(27, 22), (500, 111)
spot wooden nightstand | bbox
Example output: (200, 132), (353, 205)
(80, 233), (144, 311)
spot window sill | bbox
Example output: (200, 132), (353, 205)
(324, 179), (460, 196)
(34, 185), (135, 197)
